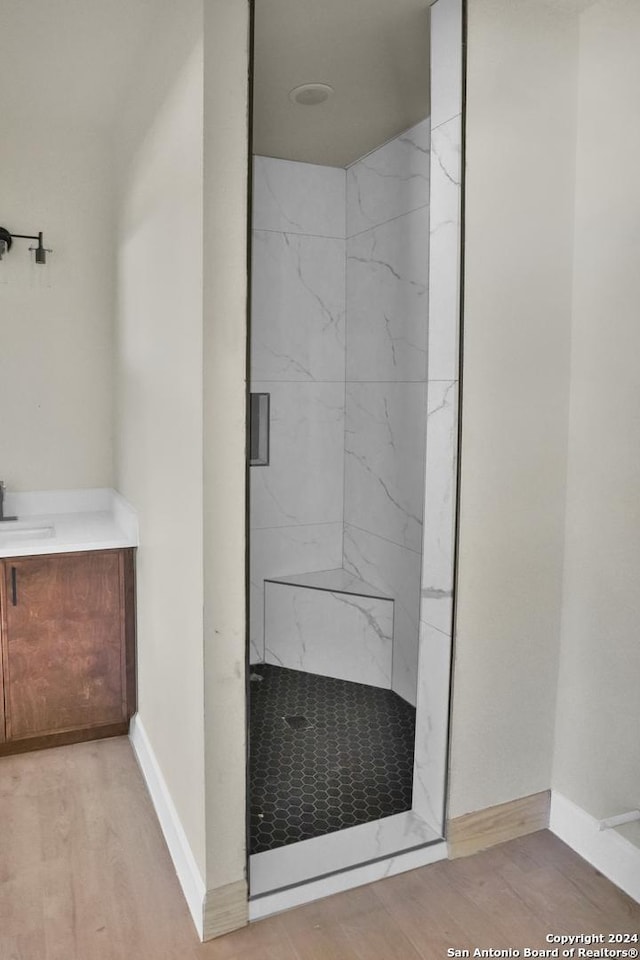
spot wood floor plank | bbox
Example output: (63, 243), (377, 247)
(414, 858), (516, 947)
(439, 844), (554, 946)
(88, 740), (204, 960)
(269, 891), (372, 960)
(338, 907), (425, 960)
(492, 840), (639, 935)
(372, 864), (486, 958)
(41, 859), (80, 960)
(0, 863), (46, 945)
(302, 884), (424, 960)
(198, 915), (301, 960)
(0, 931), (47, 960)
(511, 831), (640, 928)
(0, 737), (638, 960)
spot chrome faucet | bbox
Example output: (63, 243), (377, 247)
(0, 482), (17, 522)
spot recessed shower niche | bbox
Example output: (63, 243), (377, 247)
(248, 0), (463, 913)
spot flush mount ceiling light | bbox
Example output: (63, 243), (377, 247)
(289, 83), (334, 106)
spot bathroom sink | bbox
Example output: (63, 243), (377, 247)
(0, 520), (56, 545)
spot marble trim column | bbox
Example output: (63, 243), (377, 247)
(412, 0), (463, 835)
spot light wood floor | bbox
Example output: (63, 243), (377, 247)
(0, 737), (637, 959)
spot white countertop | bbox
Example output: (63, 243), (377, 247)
(0, 488), (138, 559)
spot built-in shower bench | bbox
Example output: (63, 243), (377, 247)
(263, 568), (394, 688)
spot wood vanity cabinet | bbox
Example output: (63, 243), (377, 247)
(0, 548), (136, 755)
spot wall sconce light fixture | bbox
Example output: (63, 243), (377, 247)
(0, 226), (51, 265)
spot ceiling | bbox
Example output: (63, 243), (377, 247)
(0, 0), (162, 130)
(0, 0), (600, 156)
(252, 0), (433, 168)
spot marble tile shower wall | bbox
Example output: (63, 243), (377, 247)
(250, 122), (432, 706)
(250, 158), (347, 663)
(344, 118), (431, 706)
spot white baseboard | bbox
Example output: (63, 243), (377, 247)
(550, 791), (640, 904)
(249, 840), (447, 920)
(129, 714), (206, 938)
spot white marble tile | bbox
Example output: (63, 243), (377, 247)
(271, 567), (391, 599)
(251, 231), (345, 382)
(249, 839), (448, 920)
(344, 382), (427, 554)
(249, 522), (343, 663)
(346, 209), (429, 382)
(264, 582), (393, 687)
(430, 0), (463, 131)
(346, 119), (430, 237)
(420, 380), (458, 635)
(343, 523), (421, 705)
(250, 381), (345, 530)
(250, 810), (443, 898)
(252, 157), (345, 237)
(249, 629), (262, 666)
(428, 114), (461, 382)
(412, 622), (452, 834)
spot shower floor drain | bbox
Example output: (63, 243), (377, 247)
(283, 715), (311, 730)
(250, 666), (416, 853)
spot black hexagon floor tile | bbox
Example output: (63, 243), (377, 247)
(249, 664), (416, 854)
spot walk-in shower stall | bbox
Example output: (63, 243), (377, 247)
(247, 0), (463, 915)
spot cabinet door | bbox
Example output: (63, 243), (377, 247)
(0, 615), (4, 743)
(1, 551), (125, 740)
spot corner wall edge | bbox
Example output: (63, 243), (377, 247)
(129, 714), (207, 939)
(550, 791), (640, 904)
